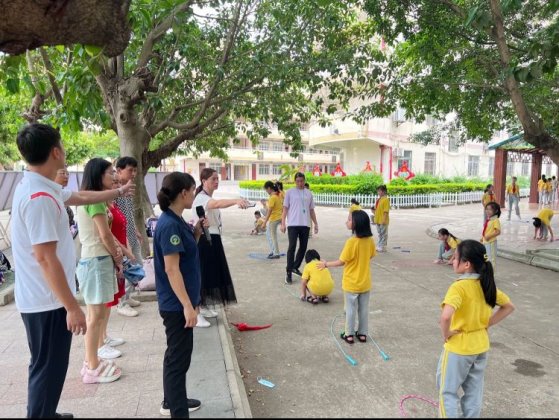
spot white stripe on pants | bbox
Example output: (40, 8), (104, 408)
(437, 348), (488, 418)
(344, 291), (370, 335)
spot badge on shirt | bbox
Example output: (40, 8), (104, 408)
(170, 234), (181, 245)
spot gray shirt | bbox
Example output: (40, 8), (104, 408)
(283, 187), (315, 227)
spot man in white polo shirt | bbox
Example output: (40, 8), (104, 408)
(12, 124), (135, 418)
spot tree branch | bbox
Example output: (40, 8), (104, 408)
(136, 0), (195, 70)
(39, 48), (63, 105)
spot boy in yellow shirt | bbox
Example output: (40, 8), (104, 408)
(300, 249), (334, 304)
(372, 185), (389, 252)
(250, 211), (266, 235)
(506, 176), (521, 221)
(533, 207), (556, 241)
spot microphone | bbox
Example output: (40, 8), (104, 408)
(196, 205), (212, 245)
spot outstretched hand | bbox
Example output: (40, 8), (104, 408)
(121, 179), (136, 197)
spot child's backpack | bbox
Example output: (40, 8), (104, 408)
(146, 216), (159, 238)
(0, 250), (12, 272)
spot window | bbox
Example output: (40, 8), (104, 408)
(258, 142), (270, 151)
(258, 164), (270, 175)
(488, 157), (494, 177)
(467, 156), (479, 177)
(448, 132), (459, 152)
(397, 150), (413, 173)
(521, 161), (530, 176)
(506, 161), (514, 176)
(272, 142), (283, 152)
(272, 164), (282, 175)
(209, 162), (222, 172)
(424, 152), (436, 175)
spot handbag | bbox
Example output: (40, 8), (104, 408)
(122, 257), (145, 285)
(137, 256), (156, 291)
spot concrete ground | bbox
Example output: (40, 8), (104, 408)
(221, 201), (558, 418)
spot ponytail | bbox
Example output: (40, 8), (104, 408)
(456, 240), (497, 307)
(351, 198), (360, 206)
(264, 180), (279, 192)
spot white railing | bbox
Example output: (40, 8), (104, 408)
(240, 188), (530, 209)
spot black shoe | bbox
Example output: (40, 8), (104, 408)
(160, 399), (202, 415)
(271, 255), (280, 259)
(267, 253), (273, 257)
(55, 414), (74, 419)
(292, 268), (303, 276)
(285, 274), (292, 284)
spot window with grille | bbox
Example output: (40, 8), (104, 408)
(506, 161), (514, 176)
(488, 157), (494, 177)
(258, 142), (270, 151)
(272, 142), (283, 152)
(397, 150), (413, 172)
(467, 156), (479, 177)
(209, 162), (222, 172)
(424, 152), (436, 175)
(521, 162), (530, 176)
(272, 164), (282, 175)
(258, 164), (270, 175)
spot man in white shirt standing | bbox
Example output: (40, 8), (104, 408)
(12, 124), (134, 418)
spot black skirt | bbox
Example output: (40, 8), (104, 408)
(198, 233), (237, 306)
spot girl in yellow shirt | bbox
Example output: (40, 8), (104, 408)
(438, 240), (515, 418)
(261, 181), (283, 259)
(481, 202), (501, 271)
(300, 249), (334, 304)
(481, 184), (495, 223)
(349, 198), (362, 214)
(434, 228), (460, 265)
(317, 210), (376, 344)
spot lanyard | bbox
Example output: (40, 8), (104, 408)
(299, 189), (306, 214)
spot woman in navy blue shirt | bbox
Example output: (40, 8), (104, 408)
(154, 172), (207, 418)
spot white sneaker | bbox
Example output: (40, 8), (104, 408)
(200, 308), (218, 318)
(104, 336), (125, 347)
(97, 344), (122, 359)
(196, 314), (211, 328)
(126, 297), (141, 307)
(117, 303), (139, 317)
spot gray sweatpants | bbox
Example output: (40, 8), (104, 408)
(437, 349), (488, 418)
(376, 224), (388, 249)
(344, 291), (370, 335)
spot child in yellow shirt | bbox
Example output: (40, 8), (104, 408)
(300, 249), (334, 304)
(481, 202), (501, 271)
(438, 240), (515, 418)
(434, 228), (460, 265)
(317, 210), (376, 344)
(537, 175), (546, 204)
(372, 185), (390, 252)
(533, 207), (556, 241)
(481, 184), (495, 222)
(349, 198), (362, 214)
(250, 211), (266, 235)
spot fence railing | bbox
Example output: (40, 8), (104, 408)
(240, 188), (530, 209)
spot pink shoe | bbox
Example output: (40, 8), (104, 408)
(82, 360), (121, 384)
(81, 359), (115, 376)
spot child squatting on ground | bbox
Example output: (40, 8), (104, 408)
(300, 249), (334, 304)
(434, 228), (460, 265)
(317, 210), (376, 344)
(533, 207), (556, 242)
(481, 202), (501, 272)
(437, 239), (515, 418)
(250, 210), (266, 235)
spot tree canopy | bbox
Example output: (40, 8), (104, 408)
(362, 0), (559, 165)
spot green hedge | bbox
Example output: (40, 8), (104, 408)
(239, 180), (486, 195)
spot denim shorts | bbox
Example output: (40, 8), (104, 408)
(76, 256), (116, 305)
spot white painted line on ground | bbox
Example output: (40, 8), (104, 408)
(370, 310), (383, 315)
(512, 282), (519, 287)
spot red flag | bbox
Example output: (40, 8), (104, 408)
(231, 322), (272, 331)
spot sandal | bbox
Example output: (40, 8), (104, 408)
(306, 296), (319, 304)
(356, 333), (367, 343)
(82, 359), (122, 384)
(320, 296), (329, 303)
(340, 332), (354, 344)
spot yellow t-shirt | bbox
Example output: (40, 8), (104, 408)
(506, 184), (519, 196)
(447, 236), (460, 250)
(537, 208), (554, 226)
(339, 236), (376, 293)
(442, 275), (511, 355)
(545, 182), (553, 192)
(302, 260), (335, 296)
(254, 218), (265, 231)
(267, 194), (283, 222)
(482, 192), (495, 207)
(482, 216), (500, 243)
(537, 179), (545, 192)
(279, 190), (285, 201)
(349, 204), (362, 213)
(373, 196), (390, 225)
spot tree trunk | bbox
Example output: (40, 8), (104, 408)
(0, 0), (131, 57)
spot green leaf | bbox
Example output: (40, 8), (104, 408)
(55, 45), (65, 54)
(6, 78), (19, 94)
(84, 45), (103, 57)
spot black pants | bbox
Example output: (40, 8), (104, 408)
(286, 226), (310, 274)
(160, 311), (194, 418)
(20, 307), (72, 418)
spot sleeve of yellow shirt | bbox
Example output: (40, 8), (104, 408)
(496, 289), (510, 307)
(339, 238), (355, 263)
(370, 238), (377, 258)
(442, 283), (463, 310)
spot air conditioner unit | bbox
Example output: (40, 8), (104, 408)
(298, 154), (304, 162)
(392, 147), (404, 158)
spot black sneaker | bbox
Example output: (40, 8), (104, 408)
(160, 399), (202, 415)
(292, 268), (303, 277)
(285, 274), (292, 284)
(267, 253), (273, 257)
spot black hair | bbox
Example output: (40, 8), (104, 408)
(294, 172), (305, 181)
(195, 168), (217, 195)
(438, 228), (458, 241)
(456, 240), (497, 307)
(485, 201), (501, 218)
(484, 184), (493, 193)
(254, 210), (261, 216)
(541, 174), (546, 181)
(264, 180), (279, 192)
(351, 210), (373, 238)
(377, 184), (387, 194)
(80, 158), (112, 191)
(305, 249), (321, 263)
(157, 172), (196, 211)
(351, 198), (360, 205)
(277, 181), (284, 191)
(304, 182), (310, 188)
(16, 123), (62, 166)
(115, 156), (138, 170)
(532, 217), (542, 228)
